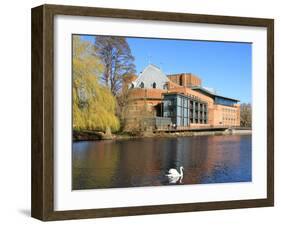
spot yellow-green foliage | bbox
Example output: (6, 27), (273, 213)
(72, 36), (120, 132)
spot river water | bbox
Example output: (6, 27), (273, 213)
(72, 135), (252, 190)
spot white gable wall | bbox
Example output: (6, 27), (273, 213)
(133, 64), (169, 89)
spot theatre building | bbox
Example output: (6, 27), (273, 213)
(124, 64), (240, 131)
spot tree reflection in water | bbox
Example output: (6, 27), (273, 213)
(72, 135), (252, 190)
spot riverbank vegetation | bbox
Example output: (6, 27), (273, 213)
(240, 103), (252, 127)
(72, 36), (120, 133)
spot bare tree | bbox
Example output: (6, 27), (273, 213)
(240, 103), (252, 127)
(94, 36), (136, 95)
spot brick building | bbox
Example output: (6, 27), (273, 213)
(124, 64), (240, 131)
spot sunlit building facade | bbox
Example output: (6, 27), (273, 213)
(124, 64), (240, 131)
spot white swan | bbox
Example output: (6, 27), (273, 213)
(168, 175), (183, 184)
(166, 166), (184, 178)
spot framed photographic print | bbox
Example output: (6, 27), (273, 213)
(31, 4), (274, 221)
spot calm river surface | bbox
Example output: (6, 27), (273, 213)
(72, 135), (252, 190)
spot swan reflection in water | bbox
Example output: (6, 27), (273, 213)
(166, 166), (184, 184)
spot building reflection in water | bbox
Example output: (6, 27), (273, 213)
(72, 135), (252, 190)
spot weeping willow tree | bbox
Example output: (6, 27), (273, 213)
(73, 36), (120, 132)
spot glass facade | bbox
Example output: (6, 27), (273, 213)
(191, 87), (239, 107)
(163, 93), (207, 126)
(214, 96), (237, 106)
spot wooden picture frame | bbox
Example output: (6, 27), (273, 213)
(31, 4), (274, 221)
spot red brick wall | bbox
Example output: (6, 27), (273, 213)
(124, 79), (240, 129)
(128, 88), (164, 100)
(168, 73), (202, 87)
(211, 104), (240, 127)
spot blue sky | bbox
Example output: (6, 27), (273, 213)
(79, 35), (252, 103)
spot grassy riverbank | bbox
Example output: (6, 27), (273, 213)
(73, 129), (252, 141)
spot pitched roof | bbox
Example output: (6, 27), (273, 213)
(133, 64), (169, 89)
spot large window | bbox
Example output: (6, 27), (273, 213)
(215, 96), (237, 106)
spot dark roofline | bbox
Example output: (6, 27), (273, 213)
(163, 92), (208, 104)
(192, 86), (240, 102)
(167, 73), (191, 76)
(167, 73), (200, 77)
(163, 92), (186, 97)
